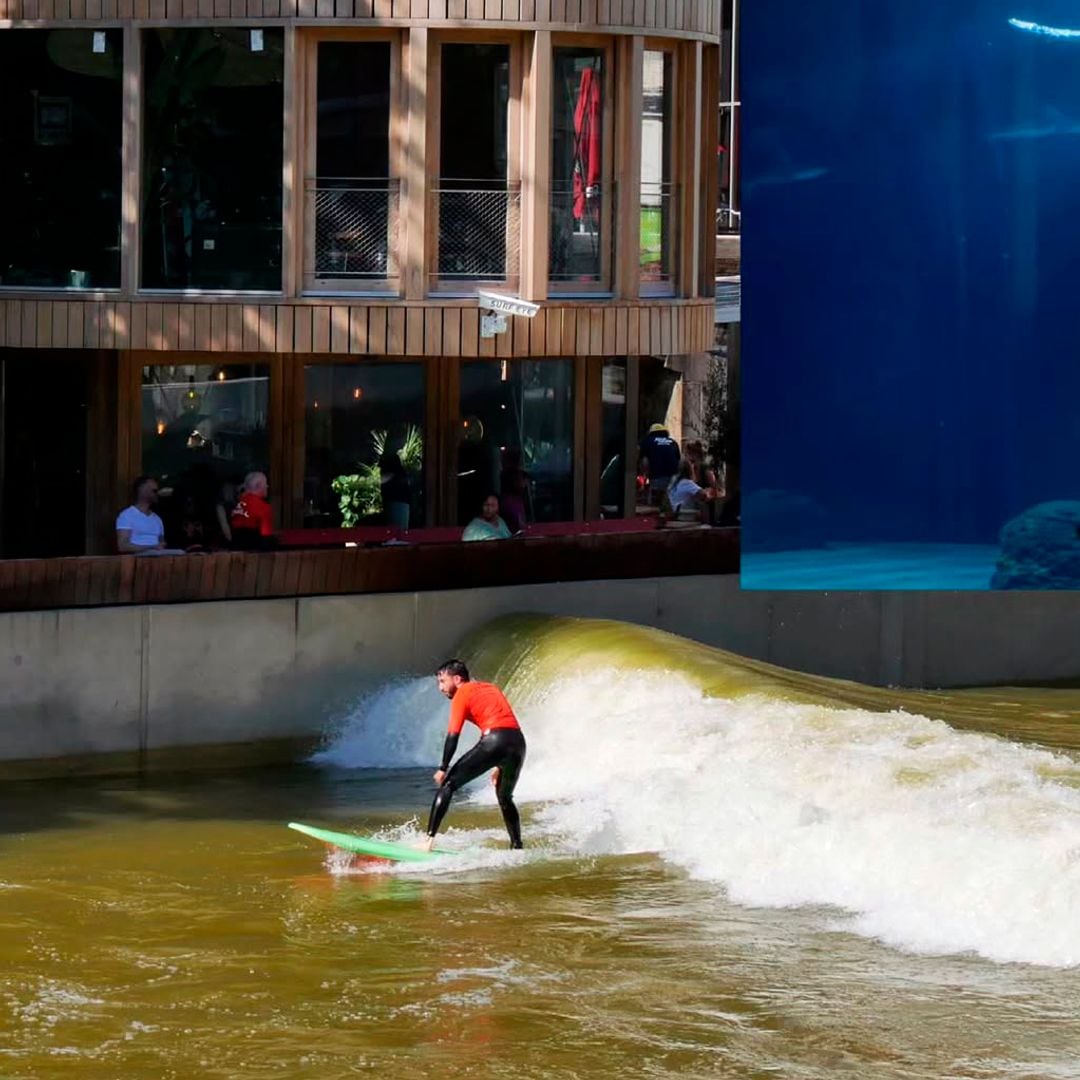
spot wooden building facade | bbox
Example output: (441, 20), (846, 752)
(0, 3), (720, 558)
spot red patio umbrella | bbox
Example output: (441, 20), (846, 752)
(572, 64), (602, 223)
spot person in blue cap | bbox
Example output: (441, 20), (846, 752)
(638, 422), (681, 505)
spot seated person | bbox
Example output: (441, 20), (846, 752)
(462, 494), (513, 542)
(116, 476), (184, 554)
(666, 459), (713, 519)
(684, 440), (719, 492)
(229, 471), (276, 550)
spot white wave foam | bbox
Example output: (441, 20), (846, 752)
(309, 678), (477, 770)
(314, 668), (1080, 967)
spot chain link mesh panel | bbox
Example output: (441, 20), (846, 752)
(433, 186), (520, 283)
(308, 181), (399, 281)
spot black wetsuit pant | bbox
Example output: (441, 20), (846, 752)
(427, 728), (527, 848)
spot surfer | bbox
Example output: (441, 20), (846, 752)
(424, 660), (527, 851)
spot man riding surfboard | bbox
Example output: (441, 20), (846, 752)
(424, 660), (527, 851)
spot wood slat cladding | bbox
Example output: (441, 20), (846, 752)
(0, 299), (715, 356)
(0, 0), (721, 37)
(0, 528), (738, 612)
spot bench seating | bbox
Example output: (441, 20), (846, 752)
(277, 516), (659, 549)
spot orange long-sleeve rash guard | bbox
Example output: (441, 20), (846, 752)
(447, 682), (521, 736)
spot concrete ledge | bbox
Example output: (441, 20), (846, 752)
(3, 577), (1080, 772)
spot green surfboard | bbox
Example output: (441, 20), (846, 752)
(287, 821), (452, 862)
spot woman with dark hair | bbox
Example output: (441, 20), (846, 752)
(684, 440), (719, 493)
(667, 458), (713, 520)
(462, 494), (512, 541)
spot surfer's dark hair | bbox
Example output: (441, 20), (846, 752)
(436, 659), (470, 681)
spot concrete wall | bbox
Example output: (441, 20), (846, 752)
(3, 576), (1080, 767)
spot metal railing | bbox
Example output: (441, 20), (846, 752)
(431, 181), (521, 286)
(549, 183), (610, 284)
(715, 276), (741, 321)
(305, 178), (399, 287)
(639, 180), (677, 288)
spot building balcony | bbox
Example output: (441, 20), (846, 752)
(305, 178), (400, 294)
(431, 182), (522, 291)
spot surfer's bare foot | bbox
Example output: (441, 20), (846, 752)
(419, 835), (435, 852)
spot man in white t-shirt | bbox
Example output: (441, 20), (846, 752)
(115, 476), (168, 554)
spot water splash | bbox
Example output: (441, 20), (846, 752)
(312, 616), (1080, 968)
(309, 677), (477, 770)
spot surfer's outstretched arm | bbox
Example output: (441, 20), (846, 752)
(433, 731), (460, 781)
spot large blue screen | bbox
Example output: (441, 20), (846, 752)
(741, 1), (1080, 588)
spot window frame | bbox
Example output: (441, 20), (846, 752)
(137, 26), (289, 297)
(639, 39), (679, 298)
(285, 351), (435, 528)
(0, 26), (126, 296)
(426, 30), (524, 297)
(129, 351), (278, 528)
(296, 353), (432, 529)
(299, 28), (405, 298)
(548, 34), (616, 297)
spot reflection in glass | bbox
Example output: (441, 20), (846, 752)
(0, 30), (122, 288)
(636, 355), (681, 510)
(550, 47), (606, 284)
(640, 50), (675, 289)
(436, 44), (517, 284)
(459, 360), (574, 526)
(600, 360), (627, 518)
(304, 363), (425, 528)
(141, 29), (284, 291)
(310, 42), (395, 285)
(141, 364), (270, 547)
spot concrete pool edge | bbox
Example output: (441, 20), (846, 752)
(3, 576), (1080, 772)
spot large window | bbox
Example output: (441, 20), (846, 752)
(141, 362), (270, 546)
(307, 40), (396, 291)
(640, 50), (675, 292)
(304, 363), (426, 528)
(0, 30), (122, 289)
(142, 29), (284, 291)
(1, 352), (90, 557)
(435, 43), (517, 288)
(550, 46), (609, 288)
(458, 360), (574, 526)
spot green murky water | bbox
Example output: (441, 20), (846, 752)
(3, 617), (1080, 1078)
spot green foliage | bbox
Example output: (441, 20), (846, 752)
(640, 207), (663, 269)
(331, 465), (381, 527)
(394, 424), (424, 473)
(704, 354), (729, 470)
(331, 426), (423, 527)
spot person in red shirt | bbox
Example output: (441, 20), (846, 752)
(229, 471), (274, 549)
(424, 659), (527, 851)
